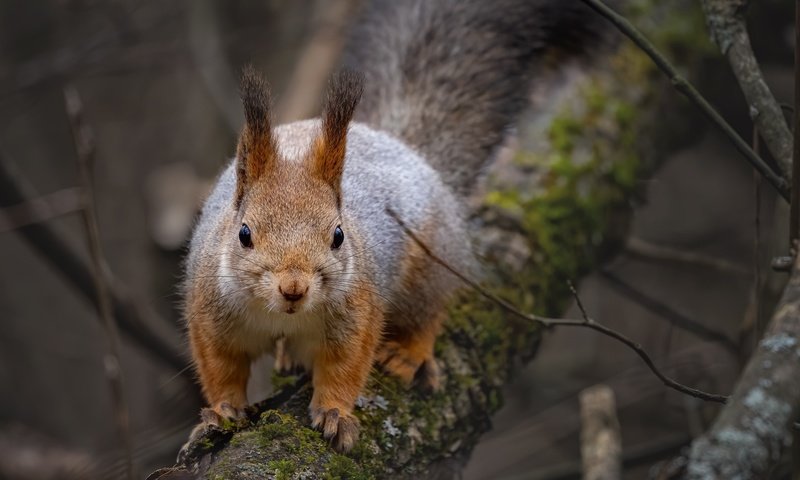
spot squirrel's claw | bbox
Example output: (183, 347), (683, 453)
(177, 403), (249, 463)
(311, 407), (359, 452)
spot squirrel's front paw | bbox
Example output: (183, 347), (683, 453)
(177, 403), (247, 464)
(208, 402), (248, 425)
(310, 407), (359, 452)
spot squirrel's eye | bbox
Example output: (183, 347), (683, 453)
(331, 225), (344, 249)
(239, 224), (253, 248)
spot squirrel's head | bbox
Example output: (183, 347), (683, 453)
(226, 66), (363, 315)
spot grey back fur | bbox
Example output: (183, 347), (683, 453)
(344, 0), (610, 196)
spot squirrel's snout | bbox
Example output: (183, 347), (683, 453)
(278, 281), (309, 303)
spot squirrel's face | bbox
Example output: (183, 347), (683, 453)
(227, 169), (353, 315)
(224, 67), (363, 316)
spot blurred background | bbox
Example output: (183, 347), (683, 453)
(0, 0), (795, 479)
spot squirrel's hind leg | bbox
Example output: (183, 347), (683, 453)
(377, 309), (444, 392)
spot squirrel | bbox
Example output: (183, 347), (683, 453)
(183, 0), (607, 452)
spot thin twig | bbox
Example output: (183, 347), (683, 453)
(387, 208), (728, 404)
(566, 282), (728, 403)
(579, 0), (790, 201)
(0, 187), (82, 232)
(188, 0), (241, 133)
(600, 270), (739, 356)
(624, 237), (749, 276)
(0, 155), (189, 375)
(64, 84), (134, 480)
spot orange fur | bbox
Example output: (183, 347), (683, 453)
(310, 280), (382, 450)
(188, 308), (250, 416)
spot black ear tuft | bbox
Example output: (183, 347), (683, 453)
(235, 65), (277, 208)
(322, 69), (364, 146)
(240, 64), (271, 135)
(312, 70), (364, 200)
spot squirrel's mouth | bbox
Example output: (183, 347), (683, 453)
(285, 306), (296, 314)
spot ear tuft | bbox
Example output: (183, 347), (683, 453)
(322, 69), (364, 146)
(314, 70), (364, 201)
(240, 64), (271, 135)
(236, 65), (277, 207)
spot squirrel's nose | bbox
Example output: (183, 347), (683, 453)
(279, 282), (308, 302)
(283, 291), (304, 302)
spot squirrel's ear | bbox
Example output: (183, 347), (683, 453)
(235, 65), (277, 207)
(312, 69), (364, 202)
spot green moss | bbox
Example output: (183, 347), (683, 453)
(268, 459), (297, 480)
(271, 370), (301, 391)
(198, 437), (216, 451)
(324, 454), (372, 480)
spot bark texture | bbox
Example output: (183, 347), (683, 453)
(580, 385), (622, 480)
(685, 252), (800, 479)
(700, 0), (793, 177)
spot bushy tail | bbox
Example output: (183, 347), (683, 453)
(344, 0), (612, 196)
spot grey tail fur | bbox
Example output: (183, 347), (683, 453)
(343, 0), (612, 196)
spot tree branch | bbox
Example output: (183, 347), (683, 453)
(579, 0), (790, 201)
(0, 187), (82, 232)
(64, 84), (135, 480)
(683, 251), (800, 478)
(580, 385), (622, 480)
(600, 269), (739, 356)
(700, 0), (794, 178)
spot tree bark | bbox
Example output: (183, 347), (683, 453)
(700, 0), (793, 178)
(684, 252), (800, 479)
(580, 385), (622, 480)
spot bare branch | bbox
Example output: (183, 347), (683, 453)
(64, 84), (134, 480)
(624, 237), (749, 276)
(600, 269), (739, 356)
(0, 187), (82, 232)
(387, 208), (728, 404)
(579, 0), (790, 201)
(0, 149), (189, 377)
(684, 251), (800, 478)
(580, 385), (622, 480)
(700, 0), (793, 178)
(188, 0), (242, 133)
